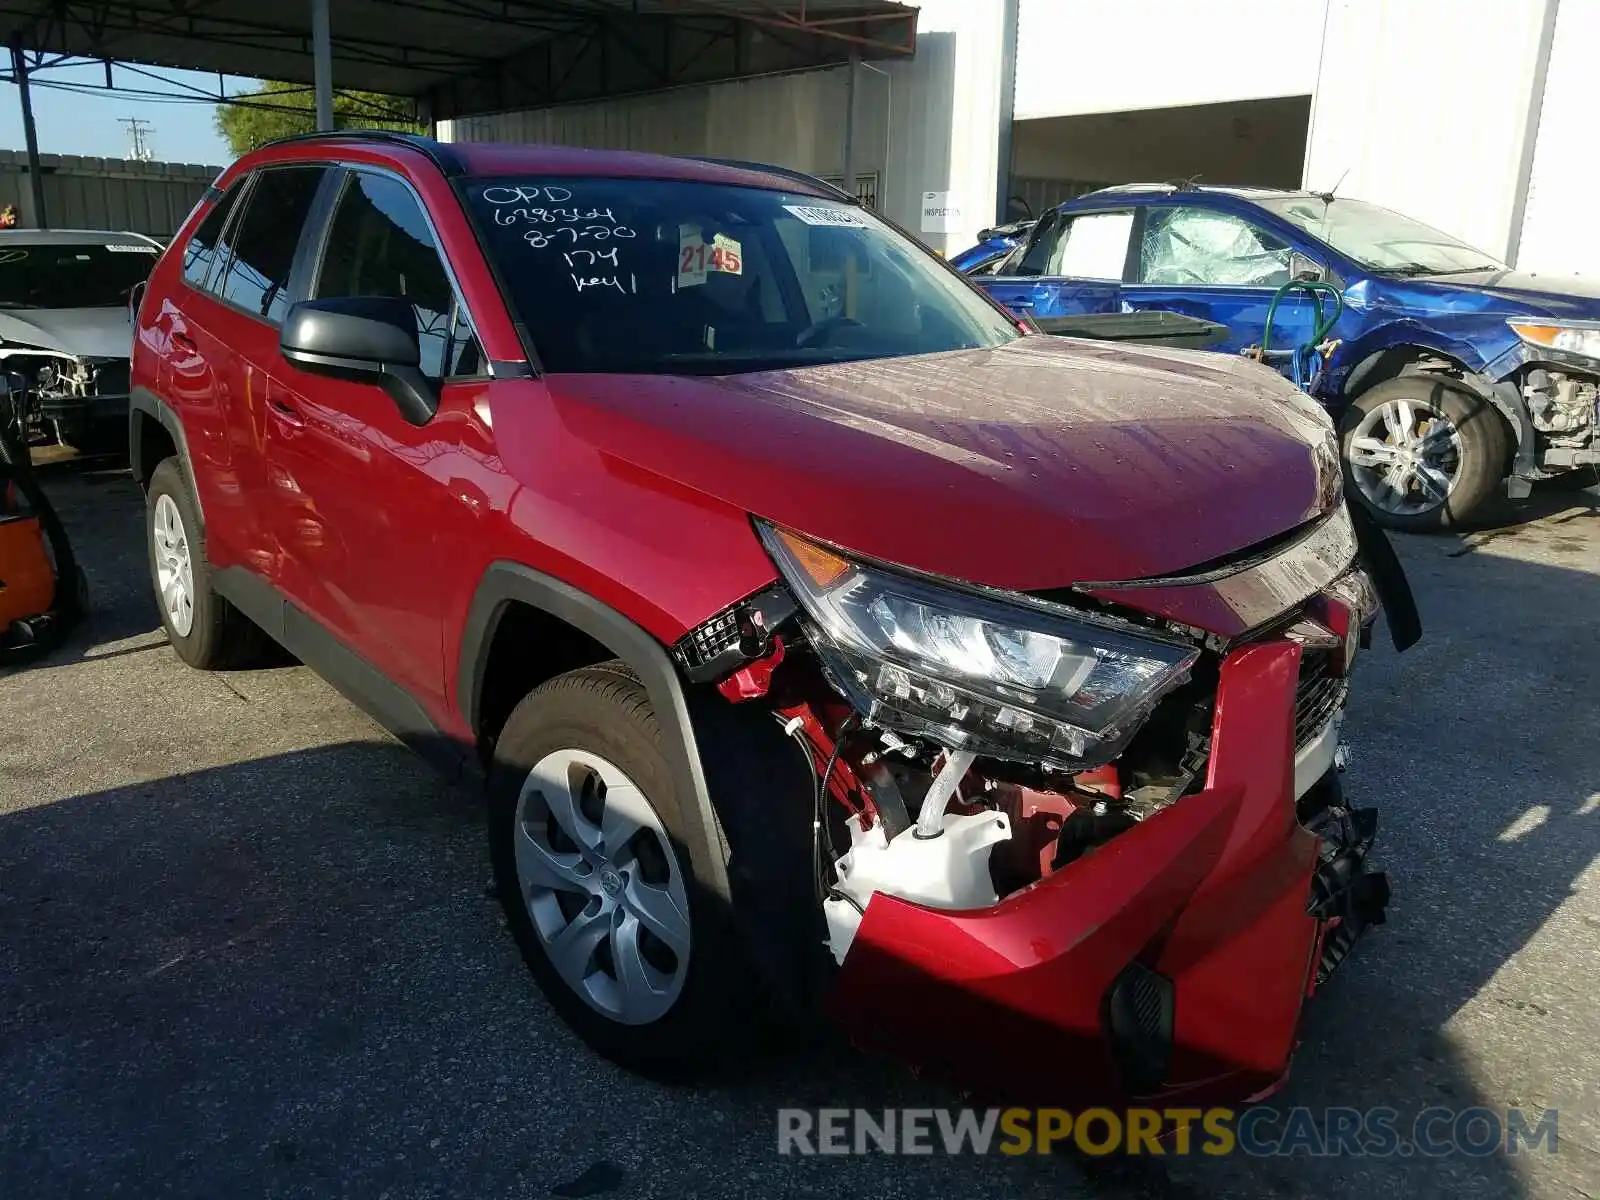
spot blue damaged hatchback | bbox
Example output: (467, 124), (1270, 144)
(957, 185), (1600, 531)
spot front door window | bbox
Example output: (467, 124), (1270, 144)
(1137, 207), (1291, 288)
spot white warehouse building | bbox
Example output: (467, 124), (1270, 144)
(439, 0), (1590, 276)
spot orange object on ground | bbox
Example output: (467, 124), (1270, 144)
(0, 513), (55, 627)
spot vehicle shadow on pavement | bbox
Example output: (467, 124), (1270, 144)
(1, 468), (1594, 1198)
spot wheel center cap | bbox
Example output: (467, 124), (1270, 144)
(599, 867), (624, 898)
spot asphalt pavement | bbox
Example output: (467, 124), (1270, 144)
(1, 460), (1596, 1199)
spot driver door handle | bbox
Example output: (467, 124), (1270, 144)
(268, 397), (305, 428)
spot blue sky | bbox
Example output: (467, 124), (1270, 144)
(0, 61), (256, 166)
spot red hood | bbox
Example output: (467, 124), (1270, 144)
(544, 337), (1336, 591)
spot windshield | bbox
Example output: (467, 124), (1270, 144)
(1257, 196), (1506, 274)
(466, 177), (1020, 374)
(0, 241), (158, 307)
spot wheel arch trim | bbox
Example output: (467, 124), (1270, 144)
(459, 562), (731, 899)
(129, 385), (205, 527)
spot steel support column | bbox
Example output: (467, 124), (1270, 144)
(842, 51), (860, 198)
(311, 0), (334, 131)
(9, 42), (46, 228)
(994, 0), (1020, 223)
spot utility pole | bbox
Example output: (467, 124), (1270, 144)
(8, 41), (47, 228)
(119, 117), (154, 161)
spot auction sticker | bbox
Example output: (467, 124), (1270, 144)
(677, 226), (743, 288)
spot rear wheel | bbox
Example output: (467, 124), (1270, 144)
(488, 664), (754, 1079)
(145, 457), (266, 668)
(1339, 377), (1508, 532)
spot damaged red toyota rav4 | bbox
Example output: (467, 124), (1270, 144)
(131, 133), (1415, 1106)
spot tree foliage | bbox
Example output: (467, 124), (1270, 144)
(215, 81), (422, 156)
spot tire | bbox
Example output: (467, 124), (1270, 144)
(1338, 376), (1508, 533)
(488, 663), (756, 1080)
(145, 457), (266, 668)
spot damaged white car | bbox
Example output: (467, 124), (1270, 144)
(0, 229), (160, 455)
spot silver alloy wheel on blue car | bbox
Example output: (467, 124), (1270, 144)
(1345, 395), (1462, 519)
(513, 746), (692, 1025)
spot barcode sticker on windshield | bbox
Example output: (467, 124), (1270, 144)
(106, 243), (158, 253)
(784, 205), (870, 228)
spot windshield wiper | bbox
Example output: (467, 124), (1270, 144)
(1379, 263), (1500, 278)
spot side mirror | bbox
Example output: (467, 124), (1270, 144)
(279, 296), (436, 426)
(1289, 251), (1325, 282)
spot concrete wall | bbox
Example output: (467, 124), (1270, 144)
(1013, 96), (1311, 190)
(0, 151), (220, 237)
(1014, 0), (1326, 120)
(439, 0), (1008, 254)
(1303, 0), (1553, 262)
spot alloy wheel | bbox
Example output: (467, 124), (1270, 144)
(152, 493), (195, 637)
(513, 747), (692, 1025)
(1346, 396), (1462, 517)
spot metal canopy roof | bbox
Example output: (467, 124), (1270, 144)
(0, 1), (918, 120)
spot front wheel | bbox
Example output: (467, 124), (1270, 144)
(488, 664), (756, 1080)
(1339, 377), (1508, 533)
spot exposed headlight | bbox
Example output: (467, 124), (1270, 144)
(758, 523), (1200, 769)
(1508, 319), (1600, 364)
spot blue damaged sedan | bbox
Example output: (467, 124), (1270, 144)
(957, 185), (1599, 531)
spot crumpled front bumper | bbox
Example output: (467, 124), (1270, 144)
(826, 640), (1388, 1107)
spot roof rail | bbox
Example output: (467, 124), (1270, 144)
(689, 157), (855, 201)
(1082, 182), (1186, 197)
(255, 128), (467, 177)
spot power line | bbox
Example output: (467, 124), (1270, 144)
(3, 57), (415, 122)
(22, 75), (415, 123)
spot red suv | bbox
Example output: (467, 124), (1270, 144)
(131, 132), (1405, 1104)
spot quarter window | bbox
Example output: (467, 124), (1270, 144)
(216, 166), (327, 322)
(313, 172), (482, 380)
(181, 182), (242, 291)
(1137, 207), (1292, 287)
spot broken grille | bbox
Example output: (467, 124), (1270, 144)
(1295, 648), (1347, 751)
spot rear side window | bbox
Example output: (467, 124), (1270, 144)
(216, 166), (327, 323)
(181, 183), (242, 291)
(312, 171), (481, 380)
(1048, 211), (1135, 279)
